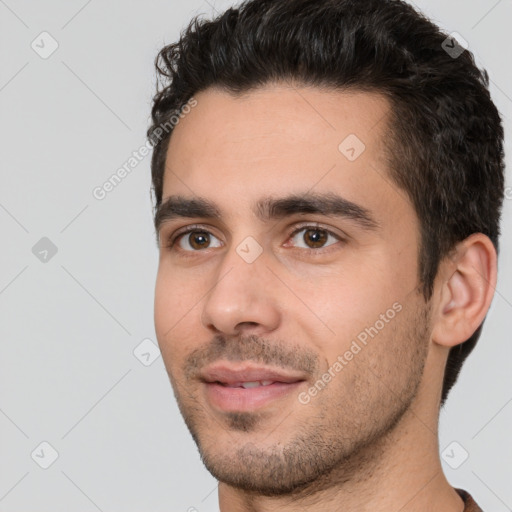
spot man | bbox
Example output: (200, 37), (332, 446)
(147, 0), (505, 510)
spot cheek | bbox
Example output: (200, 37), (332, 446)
(287, 257), (411, 365)
(291, 260), (395, 326)
(154, 266), (201, 358)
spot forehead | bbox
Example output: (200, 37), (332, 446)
(166, 84), (390, 164)
(162, 85), (408, 226)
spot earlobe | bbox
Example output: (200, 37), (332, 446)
(432, 233), (497, 348)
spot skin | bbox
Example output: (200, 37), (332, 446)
(153, 84), (497, 511)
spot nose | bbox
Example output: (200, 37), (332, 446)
(200, 243), (281, 337)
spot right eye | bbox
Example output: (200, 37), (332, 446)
(169, 228), (223, 252)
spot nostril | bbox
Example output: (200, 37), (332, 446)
(235, 321), (260, 331)
(240, 322), (258, 327)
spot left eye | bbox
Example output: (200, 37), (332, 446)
(287, 226), (341, 250)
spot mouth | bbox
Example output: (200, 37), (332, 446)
(199, 363), (307, 412)
(215, 380), (281, 388)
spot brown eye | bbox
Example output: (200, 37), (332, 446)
(173, 229), (223, 252)
(303, 228), (328, 248)
(188, 232), (210, 250)
(288, 226), (340, 250)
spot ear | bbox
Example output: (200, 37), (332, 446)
(431, 233), (497, 348)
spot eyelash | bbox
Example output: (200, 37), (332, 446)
(165, 223), (344, 256)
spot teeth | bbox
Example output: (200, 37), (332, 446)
(240, 380), (274, 389)
(241, 381), (261, 389)
(216, 380), (277, 388)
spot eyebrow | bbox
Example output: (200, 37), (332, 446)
(154, 192), (380, 235)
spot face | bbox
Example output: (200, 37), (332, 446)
(154, 84), (432, 495)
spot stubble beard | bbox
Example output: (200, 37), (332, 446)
(170, 300), (432, 498)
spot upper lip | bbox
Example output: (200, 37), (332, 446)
(199, 363), (307, 385)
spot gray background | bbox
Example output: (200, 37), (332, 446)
(0, 0), (510, 510)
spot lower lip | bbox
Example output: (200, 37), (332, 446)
(204, 381), (304, 411)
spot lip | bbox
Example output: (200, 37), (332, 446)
(199, 362), (307, 385)
(199, 362), (307, 412)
